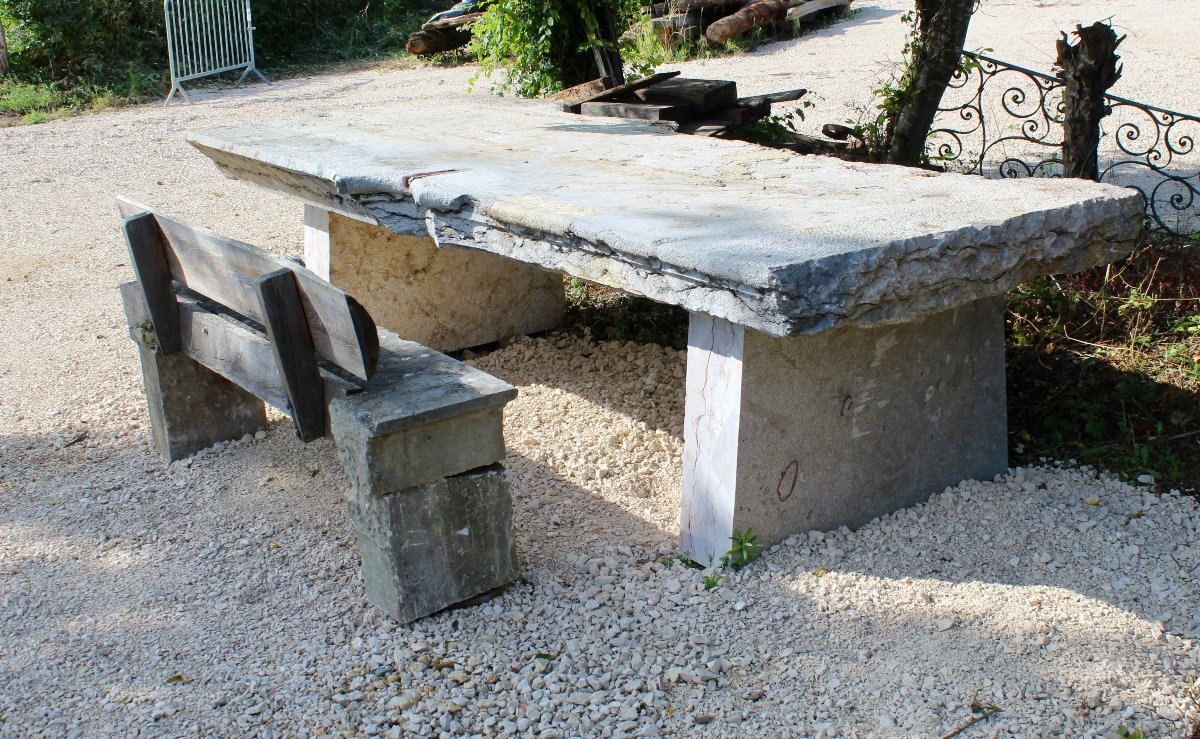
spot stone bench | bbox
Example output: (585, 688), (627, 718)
(116, 198), (518, 622)
(187, 98), (1145, 565)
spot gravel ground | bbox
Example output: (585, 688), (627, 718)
(3, 1), (1200, 736)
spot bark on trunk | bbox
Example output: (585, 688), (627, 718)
(1055, 22), (1124, 180)
(883, 0), (976, 166)
(705, 0), (786, 44)
(0, 21), (10, 77)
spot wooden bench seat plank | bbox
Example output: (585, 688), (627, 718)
(116, 198), (379, 380)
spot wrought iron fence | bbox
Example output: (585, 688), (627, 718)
(164, 0), (270, 105)
(929, 52), (1200, 236)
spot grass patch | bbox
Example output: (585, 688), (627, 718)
(563, 278), (689, 349)
(1007, 234), (1200, 489)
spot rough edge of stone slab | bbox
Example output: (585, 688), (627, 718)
(190, 134), (1146, 338)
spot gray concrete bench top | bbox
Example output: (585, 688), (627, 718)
(190, 97), (1144, 337)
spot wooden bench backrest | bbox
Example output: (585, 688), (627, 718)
(117, 197), (379, 380)
(119, 197), (381, 442)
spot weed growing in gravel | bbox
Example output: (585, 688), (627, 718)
(720, 528), (762, 570)
(701, 572), (723, 590)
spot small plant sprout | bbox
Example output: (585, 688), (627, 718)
(720, 528), (763, 570)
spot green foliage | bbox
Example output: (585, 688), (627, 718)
(701, 572), (722, 590)
(720, 528), (762, 570)
(0, 0), (435, 121)
(731, 100), (815, 146)
(1117, 727), (1146, 739)
(1007, 237), (1200, 487)
(0, 0), (431, 87)
(469, 0), (644, 96)
(0, 78), (62, 115)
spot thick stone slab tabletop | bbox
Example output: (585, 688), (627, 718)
(190, 97), (1144, 337)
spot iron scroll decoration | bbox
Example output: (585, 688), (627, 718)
(928, 52), (1200, 236)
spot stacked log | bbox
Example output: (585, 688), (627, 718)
(406, 2), (481, 56)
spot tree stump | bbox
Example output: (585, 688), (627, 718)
(1055, 22), (1124, 180)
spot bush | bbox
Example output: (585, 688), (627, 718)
(0, 0), (432, 88)
(469, 0), (647, 97)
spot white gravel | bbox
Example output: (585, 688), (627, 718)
(3, 1), (1200, 736)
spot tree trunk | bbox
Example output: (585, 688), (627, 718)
(0, 21), (10, 77)
(1055, 22), (1124, 180)
(883, 0), (977, 166)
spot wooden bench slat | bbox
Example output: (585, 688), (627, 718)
(256, 268), (328, 443)
(116, 197), (380, 380)
(124, 213), (183, 355)
(174, 294), (359, 420)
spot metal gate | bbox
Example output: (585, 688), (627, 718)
(163, 0), (270, 105)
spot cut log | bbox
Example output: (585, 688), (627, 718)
(705, 0), (787, 44)
(580, 101), (691, 122)
(784, 0), (849, 21)
(634, 78), (737, 113)
(406, 27), (472, 56)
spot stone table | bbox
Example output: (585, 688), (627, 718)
(190, 97), (1143, 565)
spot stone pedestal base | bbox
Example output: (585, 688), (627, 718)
(328, 329), (519, 622)
(345, 466), (518, 623)
(680, 298), (1008, 564)
(305, 207), (565, 352)
(120, 283), (266, 461)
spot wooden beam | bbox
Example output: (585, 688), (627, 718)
(736, 87), (808, 107)
(633, 78), (738, 113)
(580, 101), (691, 121)
(123, 213), (182, 355)
(256, 269), (327, 443)
(566, 71), (682, 113)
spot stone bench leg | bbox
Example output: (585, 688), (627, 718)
(680, 297), (1008, 565)
(120, 283), (266, 462)
(304, 206), (566, 352)
(329, 379), (517, 622)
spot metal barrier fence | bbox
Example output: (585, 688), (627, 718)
(164, 0), (270, 105)
(930, 52), (1200, 236)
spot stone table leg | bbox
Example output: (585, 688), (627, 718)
(679, 297), (1008, 565)
(304, 206), (566, 352)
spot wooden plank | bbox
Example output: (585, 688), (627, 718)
(566, 71), (681, 113)
(177, 296), (359, 419)
(580, 101), (691, 122)
(736, 87), (808, 107)
(256, 269), (327, 443)
(422, 11), (481, 30)
(785, 0), (849, 21)
(549, 78), (609, 110)
(123, 213), (182, 355)
(115, 197), (379, 380)
(633, 78), (737, 113)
